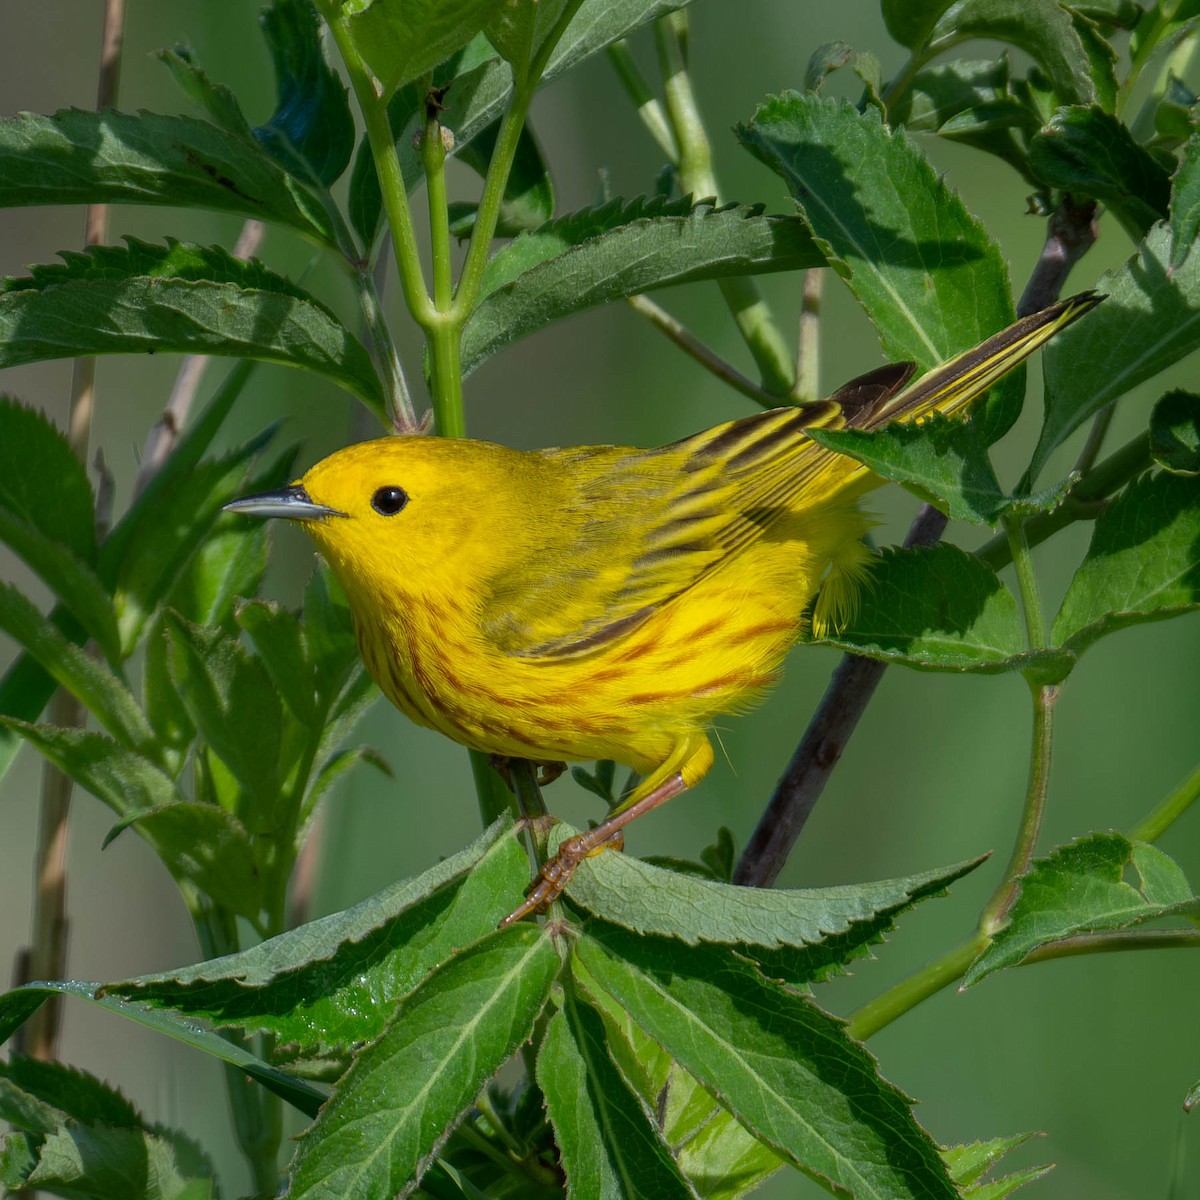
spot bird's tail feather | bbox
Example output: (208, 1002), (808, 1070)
(836, 291), (1103, 431)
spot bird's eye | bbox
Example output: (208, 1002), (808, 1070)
(371, 486), (408, 516)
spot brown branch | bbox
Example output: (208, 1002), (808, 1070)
(18, 0), (126, 1064)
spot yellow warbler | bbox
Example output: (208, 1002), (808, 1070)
(227, 293), (1098, 922)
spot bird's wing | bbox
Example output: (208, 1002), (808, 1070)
(481, 364), (914, 660)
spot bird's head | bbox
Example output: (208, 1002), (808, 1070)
(225, 435), (544, 605)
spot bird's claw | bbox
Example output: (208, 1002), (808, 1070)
(499, 829), (624, 927)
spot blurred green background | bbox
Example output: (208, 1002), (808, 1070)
(1, 3), (1198, 1197)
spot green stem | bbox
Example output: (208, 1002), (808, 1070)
(471, 749), (517, 826)
(606, 40), (679, 163)
(353, 266), (416, 431)
(879, 50), (928, 111)
(626, 294), (780, 407)
(976, 432), (1151, 570)
(324, 8), (435, 327)
(474, 1091), (525, 1159)
(1072, 402), (1116, 476)
(981, 681), (1057, 935)
(455, 0), (585, 318)
(793, 269), (823, 404)
(1129, 763), (1200, 844)
(981, 516), (1055, 933)
(420, 100), (466, 436)
(423, 109), (454, 315)
(846, 933), (988, 1041)
(453, 94), (532, 319)
(193, 905), (282, 1192)
(654, 13), (795, 396)
(1023, 928), (1200, 963)
(1002, 511), (1047, 649)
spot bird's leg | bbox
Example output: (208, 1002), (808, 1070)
(499, 771), (689, 927)
(489, 754), (567, 791)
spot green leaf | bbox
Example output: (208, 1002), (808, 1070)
(1170, 120), (1200, 267)
(1150, 389), (1200, 474)
(926, 0), (1095, 106)
(538, 994), (696, 1199)
(944, 1133), (1040, 1190)
(575, 928), (959, 1199)
(1033, 222), (1200, 483)
(0, 109), (332, 240)
(0, 510), (120, 664)
(341, 0), (506, 99)
(156, 46), (253, 137)
(964, 833), (1200, 985)
(257, 0), (355, 187)
(747, 857), (988, 990)
(0, 1058), (140, 1130)
(0, 396), (96, 563)
(0, 239), (385, 416)
(809, 417), (1006, 524)
(145, 615), (197, 772)
(804, 41), (854, 93)
(285, 923), (561, 1199)
(0, 586), (156, 753)
(737, 95), (1021, 439)
(8, 1121), (215, 1200)
(946, 1134), (1052, 1198)
(485, 0), (572, 74)
(1130, 0), (1200, 64)
(575, 983), (785, 1200)
(169, 521), (270, 631)
(0, 398), (119, 659)
(562, 828), (981, 950)
(0, 1062), (216, 1200)
(108, 444), (275, 655)
(671, 1081), (784, 1200)
(461, 200), (822, 377)
(236, 599), (318, 726)
(1029, 105), (1171, 240)
(1051, 471), (1200, 654)
(108, 823), (528, 1052)
(164, 614), (284, 822)
(119, 802), (264, 921)
(449, 118), (554, 239)
(0, 979), (325, 1117)
(1069, 0), (1141, 29)
(0, 722), (175, 819)
(303, 744), (391, 822)
(882, 0), (952, 49)
(888, 57), (1013, 131)
(1071, 11), (1119, 114)
(806, 545), (1074, 678)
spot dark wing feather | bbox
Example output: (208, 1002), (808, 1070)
(481, 401), (863, 659)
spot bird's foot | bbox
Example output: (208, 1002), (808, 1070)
(499, 827), (623, 927)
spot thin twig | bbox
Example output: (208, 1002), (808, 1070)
(793, 269), (824, 404)
(134, 220), (265, 496)
(20, 0), (126, 1064)
(626, 294), (781, 409)
(733, 196), (1097, 890)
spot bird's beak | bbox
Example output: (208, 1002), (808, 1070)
(223, 484), (346, 521)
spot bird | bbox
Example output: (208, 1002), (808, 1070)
(226, 292), (1100, 923)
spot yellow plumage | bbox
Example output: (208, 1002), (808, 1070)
(227, 293), (1099, 918)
